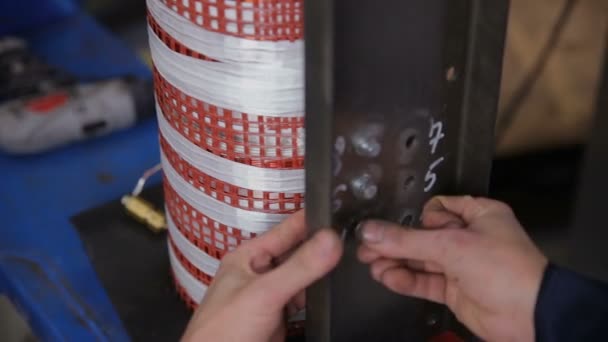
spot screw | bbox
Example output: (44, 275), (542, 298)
(352, 136), (381, 158)
(426, 312), (441, 326)
(351, 173), (378, 200)
(335, 136), (346, 155)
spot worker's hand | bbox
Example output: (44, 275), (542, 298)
(181, 211), (342, 342)
(357, 196), (548, 342)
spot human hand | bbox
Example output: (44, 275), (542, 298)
(357, 196), (548, 342)
(181, 211), (343, 342)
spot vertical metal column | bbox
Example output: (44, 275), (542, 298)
(305, 1), (509, 341)
(570, 34), (608, 282)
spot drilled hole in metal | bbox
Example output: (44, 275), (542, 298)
(400, 213), (415, 226)
(405, 135), (417, 149)
(403, 175), (416, 190)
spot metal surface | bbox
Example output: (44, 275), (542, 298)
(305, 1), (509, 341)
(570, 34), (608, 282)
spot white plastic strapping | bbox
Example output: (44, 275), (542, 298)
(169, 238), (208, 303)
(162, 149), (289, 233)
(147, 0), (304, 64)
(149, 0), (305, 314)
(157, 104), (305, 193)
(149, 17), (304, 116)
(168, 208), (220, 275)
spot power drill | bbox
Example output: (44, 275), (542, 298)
(0, 36), (155, 155)
(0, 78), (155, 154)
(0, 36), (75, 103)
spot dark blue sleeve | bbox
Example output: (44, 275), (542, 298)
(535, 264), (608, 342)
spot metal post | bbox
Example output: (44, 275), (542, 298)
(570, 33), (608, 282)
(305, 1), (509, 341)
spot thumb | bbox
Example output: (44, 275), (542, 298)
(249, 229), (343, 310)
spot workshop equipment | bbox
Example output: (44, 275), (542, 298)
(0, 0), (154, 340)
(305, 1), (508, 342)
(122, 163), (166, 233)
(147, 0), (305, 332)
(0, 36), (75, 103)
(0, 77), (155, 154)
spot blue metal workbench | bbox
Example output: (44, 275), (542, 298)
(0, 2), (157, 340)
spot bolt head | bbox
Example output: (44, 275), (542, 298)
(355, 139), (381, 158)
(362, 184), (378, 199)
(351, 173), (378, 200)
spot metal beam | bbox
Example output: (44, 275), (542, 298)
(570, 33), (608, 282)
(305, 1), (509, 341)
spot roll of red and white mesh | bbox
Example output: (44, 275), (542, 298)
(146, 0), (305, 329)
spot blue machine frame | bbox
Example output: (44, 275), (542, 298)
(0, 2), (156, 340)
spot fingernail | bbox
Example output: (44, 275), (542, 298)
(359, 221), (384, 243)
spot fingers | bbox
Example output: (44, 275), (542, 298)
(357, 245), (381, 263)
(370, 258), (402, 280)
(369, 259), (446, 304)
(424, 196), (485, 224)
(245, 210), (307, 259)
(358, 246), (443, 273)
(421, 209), (465, 230)
(358, 220), (453, 263)
(291, 291), (305, 311)
(249, 229), (343, 309)
(286, 291), (306, 317)
(423, 196), (512, 227)
(404, 259), (443, 274)
(250, 253), (274, 273)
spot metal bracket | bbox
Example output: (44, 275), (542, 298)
(305, 1), (509, 341)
